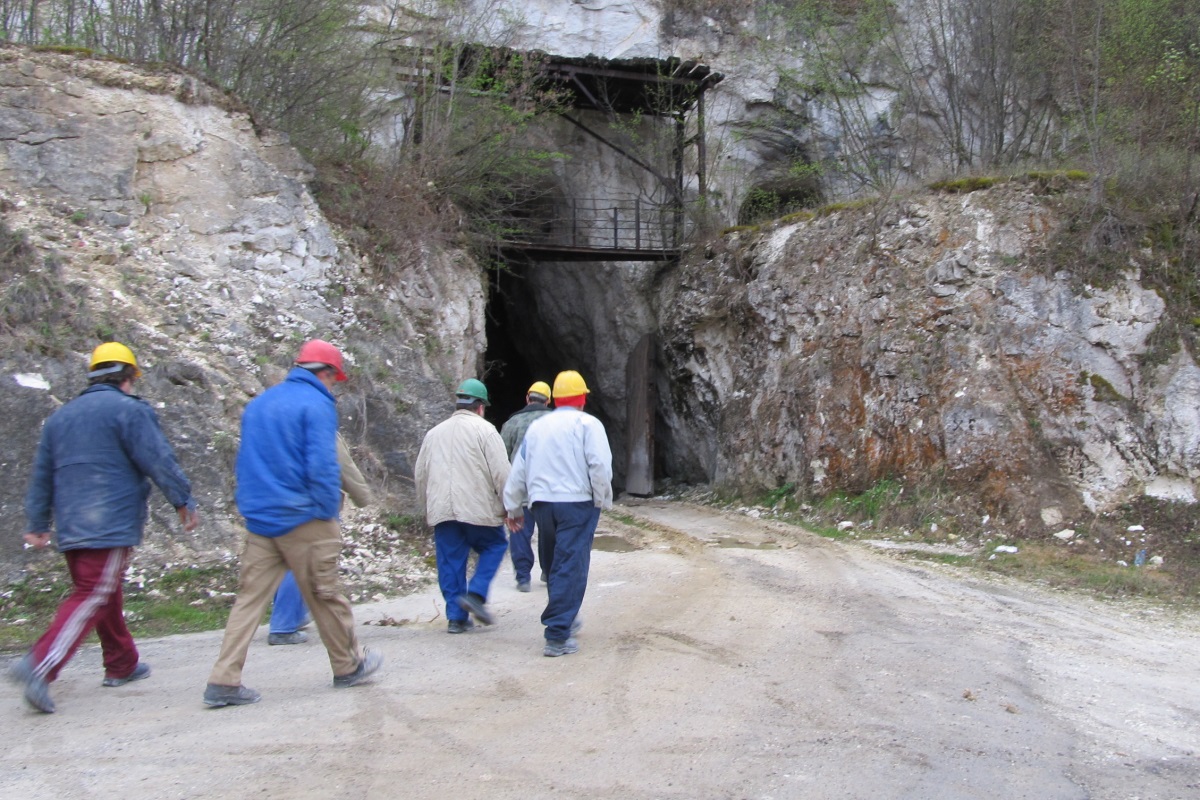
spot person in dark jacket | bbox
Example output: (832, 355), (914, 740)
(202, 340), (381, 707)
(499, 381), (552, 591)
(8, 342), (198, 713)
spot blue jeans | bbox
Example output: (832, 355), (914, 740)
(509, 508), (537, 584)
(434, 521), (509, 622)
(269, 571), (309, 634)
(531, 501), (600, 642)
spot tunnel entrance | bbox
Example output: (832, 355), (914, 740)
(484, 260), (657, 495)
(483, 264), (542, 428)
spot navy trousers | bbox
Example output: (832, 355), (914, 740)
(509, 507), (537, 584)
(434, 521), (508, 622)
(269, 571), (308, 634)
(531, 501), (600, 642)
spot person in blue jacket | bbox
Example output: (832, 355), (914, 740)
(202, 340), (381, 707)
(9, 342), (198, 713)
(267, 433), (373, 646)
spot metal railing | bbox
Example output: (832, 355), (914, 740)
(500, 197), (685, 253)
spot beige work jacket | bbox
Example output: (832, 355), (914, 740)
(414, 409), (510, 527)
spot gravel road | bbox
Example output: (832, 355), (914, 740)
(4, 500), (1199, 799)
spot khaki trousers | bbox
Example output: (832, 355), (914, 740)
(208, 519), (361, 686)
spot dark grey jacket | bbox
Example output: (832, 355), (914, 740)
(500, 402), (551, 461)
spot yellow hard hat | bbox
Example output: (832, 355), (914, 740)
(89, 342), (141, 378)
(527, 381), (552, 400)
(552, 370), (589, 398)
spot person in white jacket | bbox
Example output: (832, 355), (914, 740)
(504, 370), (612, 657)
(415, 379), (511, 633)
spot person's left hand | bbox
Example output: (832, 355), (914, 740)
(504, 515), (523, 532)
(178, 506), (200, 532)
(23, 532), (51, 549)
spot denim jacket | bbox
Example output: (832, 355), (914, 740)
(25, 383), (194, 550)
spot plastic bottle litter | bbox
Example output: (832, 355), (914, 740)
(1134, 549), (1147, 567)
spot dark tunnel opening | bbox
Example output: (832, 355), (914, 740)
(483, 261), (626, 488)
(482, 262), (588, 425)
(483, 266), (536, 427)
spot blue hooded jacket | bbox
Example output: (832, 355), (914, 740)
(235, 367), (341, 536)
(25, 383), (195, 550)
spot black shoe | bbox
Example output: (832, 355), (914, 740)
(268, 631), (308, 646)
(333, 649), (382, 688)
(203, 683), (261, 707)
(457, 593), (495, 625)
(102, 661), (151, 687)
(447, 619), (475, 634)
(540, 570), (548, 583)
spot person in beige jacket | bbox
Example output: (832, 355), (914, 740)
(414, 379), (511, 633)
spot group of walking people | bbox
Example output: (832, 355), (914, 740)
(7, 338), (612, 713)
(415, 370), (613, 657)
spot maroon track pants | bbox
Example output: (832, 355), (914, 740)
(27, 547), (138, 683)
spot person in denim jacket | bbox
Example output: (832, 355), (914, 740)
(10, 342), (198, 713)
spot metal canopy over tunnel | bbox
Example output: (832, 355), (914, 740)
(511, 53), (724, 263)
(392, 44), (724, 263)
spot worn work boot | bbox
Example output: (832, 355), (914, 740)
(102, 661), (151, 687)
(8, 655), (55, 713)
(268, 631), (308, 646)
(333, 649), (383, 688)
(457, 593), (495, 625)
(543, 637), (579, 658)
(203, 683), (262, 707)
(447, 619), (475, 634)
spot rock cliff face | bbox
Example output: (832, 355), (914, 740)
(654, 182), (1200, 530)
(0, 47), (483, 574)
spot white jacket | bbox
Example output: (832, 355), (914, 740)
(504, 407), (613, 513)
(415, 410), (510, 527)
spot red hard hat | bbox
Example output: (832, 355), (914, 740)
(295, 339), (347, 381)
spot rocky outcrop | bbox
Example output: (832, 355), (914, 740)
(0, 47), (483, 574)
(654, 182), (1198, 529)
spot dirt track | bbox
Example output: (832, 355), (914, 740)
(4, 500), (1199, 799)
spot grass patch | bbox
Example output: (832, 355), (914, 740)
(691, 482), (1200, 606)
(121, 565), (237, 638)
(606, 510), (658, 533)
(929, 176), (1002, 193)
(977, 542), (1176, 600)
(912, 552), (976, 567)
(806, 522), (855, 541)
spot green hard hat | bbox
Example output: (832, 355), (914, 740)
(455, 378), (490, 406)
